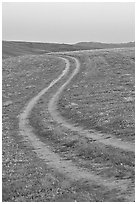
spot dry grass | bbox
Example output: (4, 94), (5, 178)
(58, 48), (135, 142)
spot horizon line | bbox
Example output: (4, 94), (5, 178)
(2, 39), (135, 45)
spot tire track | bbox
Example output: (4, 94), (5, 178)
(48, 58), (134, 152)
(19, 55), (134, 201)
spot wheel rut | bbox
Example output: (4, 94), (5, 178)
(19, 55), (134, 201)
(48, 57), (134, 152)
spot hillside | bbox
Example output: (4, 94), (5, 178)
(75, 41), (135, 49)
(2, 41), (82, 59)
(2, 40), (135, 59)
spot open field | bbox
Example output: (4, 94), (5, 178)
(2, 45), (135, 201)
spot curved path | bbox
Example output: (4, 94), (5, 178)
(19, 55), (134, 201)
(48, 58), (134, 152)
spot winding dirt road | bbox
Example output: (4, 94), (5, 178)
(48, 57), (134, 152)
(19, 55), (134, 201)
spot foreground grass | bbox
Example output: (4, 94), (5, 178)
(2, 54), (67, 201)
(29, 98), (134, 182)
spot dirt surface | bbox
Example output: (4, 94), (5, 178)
(2, 49), (135, 201)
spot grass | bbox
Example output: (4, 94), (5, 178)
(2, 54), (67, 201)
(58, 48), (135, 142)
(2, 47), (135, 201)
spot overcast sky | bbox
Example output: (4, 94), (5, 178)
(2, 2), (135, 44)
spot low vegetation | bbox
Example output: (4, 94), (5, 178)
(2, 44), (135, 201)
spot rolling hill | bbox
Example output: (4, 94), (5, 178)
(2, 40), (135, 59)
(75, 41), (135, 49)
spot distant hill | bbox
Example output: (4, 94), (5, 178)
(75, 41), (135, 49)
(2, 40), (135, 59)
(2, 41), (83, 59)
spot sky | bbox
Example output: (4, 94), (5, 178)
(2, 2), (135, 44)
